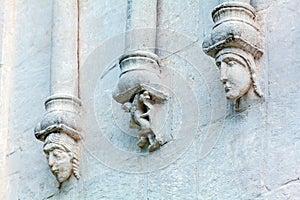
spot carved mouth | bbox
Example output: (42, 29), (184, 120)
(224, 86), (231, 92)
(52, 169), (59, 174)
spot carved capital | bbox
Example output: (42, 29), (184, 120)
(203, 2), (263, 58)
(35, 94), (81, 141)
(113, 51), (162, 103)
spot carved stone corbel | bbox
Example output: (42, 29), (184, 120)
(35, 95), (81, 183)
(203, 1), (263, 104)
(34, 0), (81, 185)
(113, 0), (168, 152)
(113, 51), (168, 152)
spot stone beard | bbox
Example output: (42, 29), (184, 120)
(43, 133), (80, 183)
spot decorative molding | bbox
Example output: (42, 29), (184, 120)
(203, 1), (263, 102)
(35, 95), (81, 141)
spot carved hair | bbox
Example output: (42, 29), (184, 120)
(44, 133), (80, 180)
(216, 48), (263, 97)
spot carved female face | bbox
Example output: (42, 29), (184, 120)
(216, 54), (251, 100)
(44, 144), (73, 183)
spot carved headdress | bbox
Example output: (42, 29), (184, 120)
(203, 2), (263, 58)
(43, 133), (80, 180)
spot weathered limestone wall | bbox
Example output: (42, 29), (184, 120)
(1, 0), (299, 199)
(0, 0), (53, 199)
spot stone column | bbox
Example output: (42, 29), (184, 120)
(125, 0), (157, 53)
(34, 0), (81, 185)
(50, 0), (79, 96)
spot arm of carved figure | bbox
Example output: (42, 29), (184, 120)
(138, 91), (153, 118)
(122, 102), (132, 112)
(139, 112), (150, 118)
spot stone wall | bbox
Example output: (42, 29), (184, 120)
(0, 0), (299, 199)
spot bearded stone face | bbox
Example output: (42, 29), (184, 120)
(216, 54), (251, 100)
(44, 143), (73, 183)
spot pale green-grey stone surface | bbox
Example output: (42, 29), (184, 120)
(1, 0), (299, 199)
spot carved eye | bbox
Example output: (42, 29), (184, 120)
(216, 61), (221, 68)
(228, 61), (236, 66)
(53, 151), (59, 157)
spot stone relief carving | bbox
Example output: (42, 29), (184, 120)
(215, 48), (263, 100)
(43, 133), (80, 183)
(35, 95), (81, 184)
(203, 1), (263, 103)
(113, 52), (168, 152)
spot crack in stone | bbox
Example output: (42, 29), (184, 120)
(262, 178), (300, 196)
(161, 38), (200, 60)
(46, 193), (55, 199)
(263, 184), (271, 192)
(256, 5), (270, 12)
(282, 177), (300, 186)
(6, 147), (22, 157)
(100, 62), (118, 80)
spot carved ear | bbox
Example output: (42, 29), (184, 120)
(68, 152), (74, 159)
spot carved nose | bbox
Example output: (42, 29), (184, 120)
(221, 77), (228, 84)
(48, 154), (55, 167)
(220, 64), (228, 83)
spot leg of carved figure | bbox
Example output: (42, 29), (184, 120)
(137, 128), (151, 149)
(148, 133), (160, 152)
(148, 133), (155, 145)
(137, 135), (148, 149)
